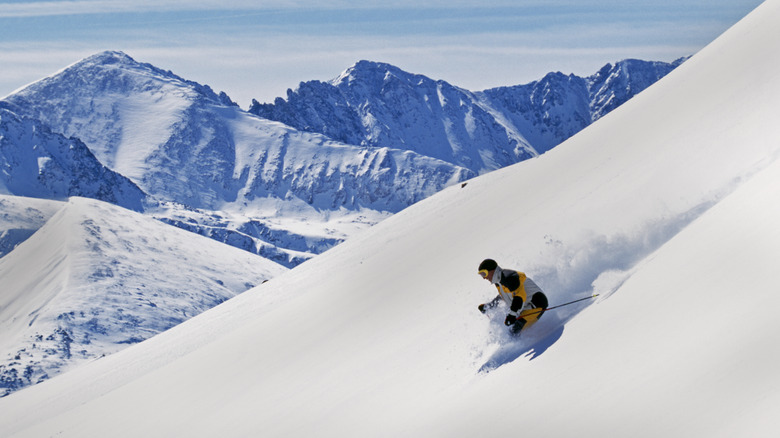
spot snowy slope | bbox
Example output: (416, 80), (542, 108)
(0, 1), (778, 437)
(424, 140), (780, 438)
(0, 196), (286, 396)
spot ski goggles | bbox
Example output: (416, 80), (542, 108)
(478, 269), (490, 278)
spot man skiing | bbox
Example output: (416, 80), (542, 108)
(477, 258), (548, 335)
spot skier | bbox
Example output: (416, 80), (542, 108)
(477, 258), (549, 335)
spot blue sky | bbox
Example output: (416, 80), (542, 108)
(0, 0), (765, 107)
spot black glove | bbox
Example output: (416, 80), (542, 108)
(510, 318), (527, 335)
(504, 313), (517, 326)
(478, 304), (487, 314)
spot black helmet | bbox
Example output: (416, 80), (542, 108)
(478, 258), (497, 273)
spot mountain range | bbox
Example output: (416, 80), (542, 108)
(251, 58), (684, 173)
(0, 51), (681, 396)
(2, 52), (682, 267)
(1, 52), (477, 266)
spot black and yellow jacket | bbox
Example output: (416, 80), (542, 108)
(488, 269), (546, 320)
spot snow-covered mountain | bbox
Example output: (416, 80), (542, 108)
(1, 52), (677, 268)
(0, 49), (677, 397)
(0, 196), (285, 397)
(2, 52), (472, 266)
(0, 107), (146, 211)
(250, 58), (684, 173)
(0, 0), (776, 436)
(0, 52), (476, 393)
(252, 61), (538, 172)
(0, 195), (62, 259)
(478, 58), (686, 155)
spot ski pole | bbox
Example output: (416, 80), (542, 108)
(545, 294), (600, 311)
(520, 294), (600, 319)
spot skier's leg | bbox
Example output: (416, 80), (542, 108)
(531, 292), (548, 319)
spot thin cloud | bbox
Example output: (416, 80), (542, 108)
(0, 1), (548, 18)
(0, 1), (268, 18)
(0, 0), (762, 106)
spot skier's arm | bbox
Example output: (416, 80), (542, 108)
(501, 271), (525, 324)
(478, 295), (502, 313)
(509, 296), (524, 313)
(504, 296), (525, 325)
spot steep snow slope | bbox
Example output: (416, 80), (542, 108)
(423, 138), (780, 438)
(0, 0), (778, 436)
(0, 196), (286, 396)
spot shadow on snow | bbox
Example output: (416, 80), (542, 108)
(478, 323), (565, 373)
(476, 302), (591, 373)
